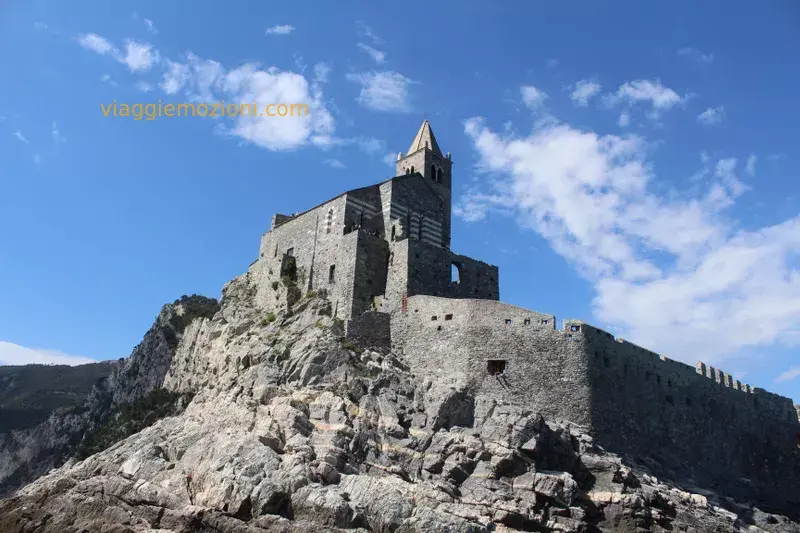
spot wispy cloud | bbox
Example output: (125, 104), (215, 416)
(521, 85), (548, 110)
(14, 130), (29, 144)
(570, 80), (602, 107)
(456, 113), (799, 366)
(776, 367), (800, 383)
(357, 43), (387, 64)
(100, 73), (117, 87)
(347, 71), (415, 112)
(356, 21), (382, 45)
(604, 79), (686, 118)
(122, 40), (158, 72)
(0, 341), (97, 366)
(697, 106), (725, 125)
(746, 154), (757, 177)
(324, 158), (345, 169)
(51, 121), (65, 146)
(143, 18), (158, 34)
(678, 47), (714, 65)
(265, 24), (295, 35)
(77, 33), (116, 55)
(77, 34), (158, 72)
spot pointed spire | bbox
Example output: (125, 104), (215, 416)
(407, 119), (443, 157)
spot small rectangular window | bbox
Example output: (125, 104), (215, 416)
(445, 314), (453, 321)
(487, 360), (507, 375)
(328, 264), (336, 283)
(505, 319), (512, 325)
(523, 318), (531, 325)
(431, 316), (438, 321)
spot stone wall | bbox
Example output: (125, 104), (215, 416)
(345, 311), (391, 351)
(391, 296), (592, 427)
(384, 239), (499, 313)
(390, 297), (800, 515)
(578, 324), (800, 511)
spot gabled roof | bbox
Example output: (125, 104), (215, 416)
(407, 119), (443, 157)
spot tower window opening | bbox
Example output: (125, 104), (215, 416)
(437, 167), (443, 182)
(524, 318), (531, 325)
(487, 360), (507, 375)
(328, 264), (336, 283)
(445, 314), (453, 321)
(391, 225), (396, 241)
(505, 319), (512, 325)
(286, 247), (294, 257)
(410, 165), (415, 173)
(431, 164), (437, 181)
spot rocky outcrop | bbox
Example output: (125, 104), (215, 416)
(0, 294), (219, 497)
(0, 275), (797, 532)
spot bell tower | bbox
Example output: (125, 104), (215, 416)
(395, 119), (453, 192)
(394, 119), (453, 249)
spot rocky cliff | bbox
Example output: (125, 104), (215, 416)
(0, 274), (798, 532)
(0, 295), (219, 498)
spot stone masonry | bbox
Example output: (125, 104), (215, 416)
(247, 120), (800, 515)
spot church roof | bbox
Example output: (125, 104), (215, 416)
(407, 119), (443, 157)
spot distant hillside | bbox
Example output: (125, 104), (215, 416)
(0, 362), (115, 433)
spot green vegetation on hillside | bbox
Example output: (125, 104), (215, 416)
(0, 362), (115, 433)
(76, 388), (193, 460)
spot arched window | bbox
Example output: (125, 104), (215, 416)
(451, 262), (461, 284)
(430, 164), (437, 181)
(410, 165), (415, 174)
(437, 167), (443, 182)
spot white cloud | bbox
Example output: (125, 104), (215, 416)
(14, 130), (28, 144)
(213, 63), (335, 151)
(356, 21), (382, 45)
(77, 33), (115, 55)
(324, 158), (345, 169)
(34, 21), (48, 30)
(122, 40), (158, 72)
(776, 367), (800, 383)
(697, 106), (725, 125)
(746, 154), (757, 177)
(457, 115), (800, 365)
(618, 112), (631, 128)
(521, 85), (548, 110)
(357, 43), (387, 64)
(160, 59), (189, 94)
(0, 341), (97, 366)
(347, 71), (414, 112)
(77, 34), (158, 72)
(265, 24), (295, 35)
(76, 34), (337, 152)
(678, 47), (714, 65)
(571, 80), (601, 106)
(100, 73), (117, 87)
(51, 121), (65, 145)
(143, 18), (158, 34)
(313, 63), (331, 84)
(605, 79), (685, 117)
(135, 81), (155, 92)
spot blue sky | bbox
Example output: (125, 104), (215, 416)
(1, 1), (799, 403)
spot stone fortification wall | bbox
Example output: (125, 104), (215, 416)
(384, 239), (499, 313)
(390, 298), (800, 514)
(391, 296), (592, 427)
(576, 324), (800, 511)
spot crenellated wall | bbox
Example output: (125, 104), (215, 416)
(388, 299), (800, 515)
